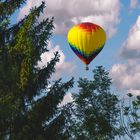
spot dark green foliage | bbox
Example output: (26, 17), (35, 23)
(64, 66), (120, 140)
(0, 1), (73, 139)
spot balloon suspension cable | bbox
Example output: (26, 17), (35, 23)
(85, 65), (89, 71)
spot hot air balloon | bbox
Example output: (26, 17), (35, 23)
(67, 22), (106, 70)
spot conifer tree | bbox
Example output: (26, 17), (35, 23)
(0, 1), (73, 139)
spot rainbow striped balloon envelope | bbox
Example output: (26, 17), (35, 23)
(67, 22), (106, 70)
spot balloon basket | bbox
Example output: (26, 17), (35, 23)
(85, 65), (89, 71)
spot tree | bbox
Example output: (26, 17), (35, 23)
(64, 66), (120, 140)
(120, 93), (140, 140)
(0, 1), (73, 140)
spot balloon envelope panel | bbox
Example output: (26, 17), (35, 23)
(67, 22), (106, 65)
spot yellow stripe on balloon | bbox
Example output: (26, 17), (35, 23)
(67, 22), (106, 66)
(68, 23), (106, 57)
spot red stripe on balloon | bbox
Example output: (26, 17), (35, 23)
(78, 22), (100, 32)
(75, 51), (96, 65)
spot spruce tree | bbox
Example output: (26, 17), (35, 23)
(0, 1), (73, 140)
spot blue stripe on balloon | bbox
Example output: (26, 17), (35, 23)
(88, 46), (104, 59)
(69, 43), (104, 60)
(69, 44), (88, 59)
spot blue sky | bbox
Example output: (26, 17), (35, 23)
(12, 0), (140, 96)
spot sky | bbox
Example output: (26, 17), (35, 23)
(13, 0), (140, 99)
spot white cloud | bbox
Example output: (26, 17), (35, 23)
(120, 16), (140, 59)
(127, 89), (140, 96)
(110, 62), (140, 91)
(130, 0), (139, 8)
(110, 16), (140, 96)
(19, 0), (121, 38)
(38, 41), (76, 79)
(59, 92), (73, 107)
